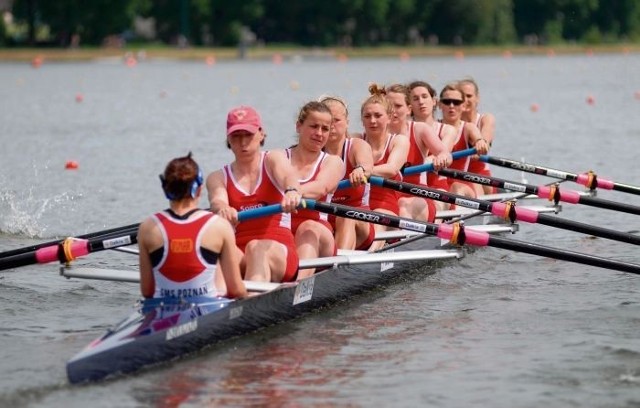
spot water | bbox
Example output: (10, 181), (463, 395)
(1, 53), (640, 407)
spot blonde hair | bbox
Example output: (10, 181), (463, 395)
(361, 83), (394, 116)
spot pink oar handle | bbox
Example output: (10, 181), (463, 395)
(536, 185), (581, 204)
(437, 224), (490, 246)
(576, 173), (615, 190)
(34, 240), (89, 264)
(491, 202), (540, 223)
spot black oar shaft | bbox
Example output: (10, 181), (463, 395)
(0, 222), (141, 260)
(376, 177), (640, 246)
(481, 155), (640, 196)
(0, 232), (138, 272)
(439, 168), (640, 216)
(303, 199), (640, 275)
(488, 236), (640, 274)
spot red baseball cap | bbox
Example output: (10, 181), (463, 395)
(226, 106), (262, 136)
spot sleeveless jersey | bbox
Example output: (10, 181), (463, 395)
(286, 148), (334, 234)
(365, 133), (400, 214)
(403, 121), (427, 185)
(151, 211), (218, 298)
(330, 138), (370, 207)
(223, 152), (296, 250)
(449, 121), (471, 172)
(468, 113), (490, 174)
(428, 122), (451, 191)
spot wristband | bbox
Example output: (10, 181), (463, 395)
(353, 165), (365, 172)
(284, 187), (299, 194)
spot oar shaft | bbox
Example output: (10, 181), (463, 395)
(440, 168), (640, 216)
(488, 235), (640, 274)
(375, 176), (640, 246)
(481, 155), (640, 196)
(0, 232), (138, 271)
(0, 222), (141, 260)
(302, 199), (640, 274)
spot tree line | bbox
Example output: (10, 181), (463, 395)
(2, 0), (640, 48)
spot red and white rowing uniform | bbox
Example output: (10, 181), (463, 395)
(467, 113), (491, 176)
(445, 121), (476, 192)
(150, 210), (219, 298)
(429, 122), (452, 191)
(285, 148), (334, 235)
(400, 121), (437, 222)
(364, 133), (401, 215)
(223, 151), (298, 282)
(329, 139), (375, 250)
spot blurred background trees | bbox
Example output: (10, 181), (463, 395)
(1, 0), (638, 48)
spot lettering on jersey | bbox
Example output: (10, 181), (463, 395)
(293, 276), (315, 305)
(170, 238), (193, 253)
(462, 174), (492, 185)
(454, 198), (480, 210)
(240, 201), (269, 211)
(166, 319), (198, 341)
(229, 306), (243, 320)
(503, 182), (527, 193)
(410, 187), (441, 200)
(160, 286), (210, 298)
(398, 220), (426, 233)
(381, 248), (394, 272)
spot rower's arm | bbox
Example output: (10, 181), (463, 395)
(465, 122), (490, 155)
(207, 170), (239, 225)
(138, 218), (156, 299)
(372, 134), (410, 178)
(299, 155), (345, 198)
(216, 218), (248, 299)
(480, 113), (496, 145)
(350, 138), (374, 178)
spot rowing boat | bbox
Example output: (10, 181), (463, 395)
(65, 206), (528, 383)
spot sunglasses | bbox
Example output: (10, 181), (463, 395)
(440, 98), (464, 106)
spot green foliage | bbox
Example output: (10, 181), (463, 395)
(6, 0), (640, 47)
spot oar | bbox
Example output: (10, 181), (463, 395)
(302, 199), (640, 275)
(437, 168), (640, 216)
(0, 222), (142, 260)
(370, 176), (640, 246)
(336, 147), (477, 190)
(480, 155), (640, 196)
(0, 204), (287, 272)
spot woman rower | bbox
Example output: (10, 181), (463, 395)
(352, 84), (410, 251)
(287, 101), (344, 279)
(319, 95), (376, 251)
(408, 80), (457, 211)
(207, 106), (302, 283)
(138, 153), (247, 299)
(459, 77), (497, 195)
(386, 83), (451, 222)
(439, 82), (490, 198)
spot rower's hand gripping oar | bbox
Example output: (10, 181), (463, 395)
(480, 155), (640, 196)
(302, 199), (640, 275)
(370, 176), (640, 246)
(336, 147), (477, 190)
(0, 204), (292, 272)
(437, 168), (640, 216)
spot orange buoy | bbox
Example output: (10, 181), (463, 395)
(634, 91), (640, 100)
(125, 55), (137, 67)
(205, 56), (216, 66)
(75, 93), (84, 103)
(272, 53), (283, 64)
(65, 160), (79, 170)
(502, 50), (512, 59)
(586, 95), (595, 105)
(454, 51), (464, 60)
(530, 103), (540, 112)
(546, 49), (556, 57)
(31, 56), (43, 68)
(399, 52), (410, 61)
(336, 53), (348, 63)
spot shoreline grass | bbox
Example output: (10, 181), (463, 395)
(0, 43), (638, 62)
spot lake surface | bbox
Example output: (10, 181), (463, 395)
(1, 52), (640, 407)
